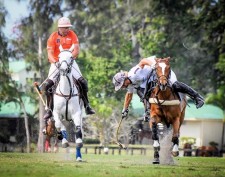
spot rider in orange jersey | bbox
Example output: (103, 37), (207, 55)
(43, 17), (95, 124)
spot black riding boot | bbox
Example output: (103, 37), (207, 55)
(43, 79), (54, 120)
(172, 81), (204, 108)
(78, 77), (95, 115)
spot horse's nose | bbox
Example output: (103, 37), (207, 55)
(159, 83), (167, 91)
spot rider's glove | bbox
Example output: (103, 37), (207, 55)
(122, 108), (129, 119)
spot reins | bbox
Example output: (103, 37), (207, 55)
(55, 56), (79, 121)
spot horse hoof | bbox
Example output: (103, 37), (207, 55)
(53, 147), (58, 153)
(62, 138), (69, 148)
(76, 157), (82, 162)
(152, 159), (160, 164)
(62, 143), (69, 148)
(171, 151), (179, 157)
(57, 132), (63, 140)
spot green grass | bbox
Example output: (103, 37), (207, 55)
(0, 152), (225, 177)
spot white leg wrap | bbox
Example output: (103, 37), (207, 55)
(172, 144), (179, 152)
(76, 138), (83, 148)
(153, 140), (160, 147)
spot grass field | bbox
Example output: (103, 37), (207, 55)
(0, 151), (225, 177)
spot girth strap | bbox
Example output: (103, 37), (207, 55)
(55, 93), (79, 97)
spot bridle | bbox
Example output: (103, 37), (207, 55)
(58, 60), (73, 76)
(155, 62), (171, 91)
(153, 61), (172, 105)
(55, 51), (78, 100)
(55, 50), (79, 121)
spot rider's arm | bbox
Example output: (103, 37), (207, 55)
(123, 92), (133, 110)
(47, 49), (57, 63)
(72, 44), (80, 59)
(71, 31), (80, 59)
(138, 56), (157, 69)
(47, 33), (58, 63)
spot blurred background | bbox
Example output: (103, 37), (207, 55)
(0, 0), (224, 155)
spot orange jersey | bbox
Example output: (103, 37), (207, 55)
(47, 30), (79, 62)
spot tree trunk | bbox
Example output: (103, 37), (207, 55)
(37, 36), (45, 152)
(19, 96), (30, 153)
(37, 100), (45, 152)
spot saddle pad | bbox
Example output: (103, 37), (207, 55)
(149, 98), (180, 105)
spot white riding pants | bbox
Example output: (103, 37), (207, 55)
(48, 60), (82, 83)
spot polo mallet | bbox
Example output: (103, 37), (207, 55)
(33, 82), (46, 107)
(116, 117), (127, 149)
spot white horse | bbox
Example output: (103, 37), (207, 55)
(53, 44), (83, 161)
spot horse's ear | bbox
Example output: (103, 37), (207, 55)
(164, 56), (170, 60)
(59, 45), (64, 52)
(69, 44), (75, 52)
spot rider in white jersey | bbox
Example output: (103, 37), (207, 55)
(113, 56), (204, 122)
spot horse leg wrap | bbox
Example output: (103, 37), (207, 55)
(76, 138), (83, 148)
(75, 126), (82, 139)
(172, 136), (179, 145)
(152, 122), (159, 140)
(61, 130), (68, 140)
(157, 123), (164, 135)
(76, 147), (82, 159)
(57, 131), (63, 140)
(75, 126), (83, 148)
(171, 137), (179, 157)
(154, 151), (159, 159)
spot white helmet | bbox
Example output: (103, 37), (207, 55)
(112, 71), (127, 91)
(58, 17), (72, 27)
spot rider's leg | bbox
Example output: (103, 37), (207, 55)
(77, 77), (95, 114)
(72, 61), (95, 115)
(172, 81), (204, 108)
(137, 87), (150, 122)
(43, 63), (58, 121)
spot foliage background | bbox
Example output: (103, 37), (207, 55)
(1, 0), (225, 151)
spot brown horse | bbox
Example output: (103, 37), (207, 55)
(149, 57), (186, 164)
(196, 146), (219, 157)
(44, 118), (58, 153)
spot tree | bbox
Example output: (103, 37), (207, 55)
(0, 2), (11, 102)
(11, 0), (63, 152)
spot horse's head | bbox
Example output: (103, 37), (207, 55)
(155, 57), (171, 91)
(58, 44), (74, 75)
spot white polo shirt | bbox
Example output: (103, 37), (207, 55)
(126, 56), (177, 93)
